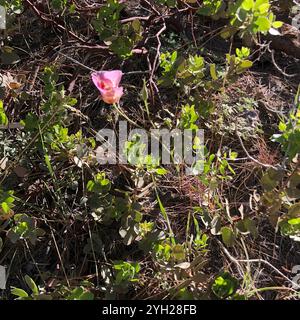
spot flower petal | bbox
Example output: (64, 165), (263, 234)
(113, 86), (123, 101)
(91, 72), (104, 91)
(91, 70), (124, 105)
(92, 72), (112, 92)
(102, 87), (124, 104)
(101, 70), (123, 87)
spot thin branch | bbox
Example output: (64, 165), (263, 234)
(269, 48), (298, 78)
(235, 127), (277, 169)
(220, 241), (299, 290)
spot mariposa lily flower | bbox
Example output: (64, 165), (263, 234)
(91, 70), (124, 104)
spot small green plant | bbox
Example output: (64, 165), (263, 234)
(7, 214), (45, 245)
(159, 48), (253, 91)
(197, 0), (225, 18)
(198, 0), (283, 39)
(159, 51), (206, 88)
(124, 134), (167, 176)
(11, 275), (52, 300)
(92, 0), (123, 39)
(113, 261), (141, 285)
(21, 66), (82, 163)
(179, 104), (199, 130)
(87, 172), (111, 194)
(226, 47), (253, 75)
(92, 0), (143, 58)
(259, 88), (300, 241)
(192, 214), (209, 251)
(212, 272), (239, 299)
(125, 134), (148, 166)
(0, 100), (8, 126)
(11, 276), (94, 300)
(0, 188), (14, 219)
(200, 149), (237, 184)
(65, 286), (94, 300)
(0, 0), (23, 15)
(261, 167), (300, 241)
(272, 86), (300, 161)
(199, 209), (257, 248)
(153, 240), (172, 262)
(278, 203), (300, 241)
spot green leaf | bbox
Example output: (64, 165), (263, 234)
(78, 291), (94, 300)
(69, 3), (76, 13)
(212, 272), (239, 299)
(68, 287), (94, 300)
(240, 60), (253, 68)
(288, 218), (300, 225)
(172, 244), (185, 261)
(242, 0), (254, 11)
(288, 203), (300, 218)
(11, 287), (29, 298)
(110, 36), (133, 58)
(131, 19), (141, 33)
(236, 220), (248, 233)
(211, 215), (222, 235)
(210, 63), (218, 80)
(272, 21), (283, 28)
(261, 170), (279, 192)
(289, 170), (300, 189)
(156, 168), (168, 175)
(258, 3), (270, 14)
(25, 275), (39, 295)
(244, 218), (258, 238)
(0, 100), (8, 126)
(1, 202), (9, 214)
(254, 0), (268, 10)
(0, 48), (20, 65)
(255, 16), (271, 32)
(221, 227), (235, 247)
(278, 121), (287, 131)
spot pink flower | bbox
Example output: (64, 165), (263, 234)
(91, 70), (124, 104)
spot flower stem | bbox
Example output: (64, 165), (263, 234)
(113, 103), (140, 128)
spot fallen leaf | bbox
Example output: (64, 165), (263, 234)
(13, 166), (29, 178)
